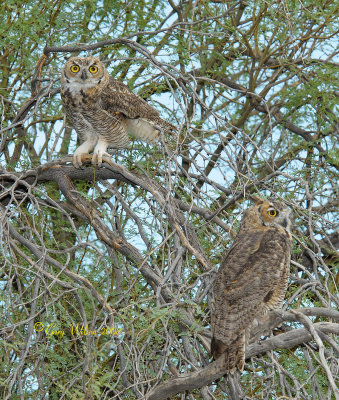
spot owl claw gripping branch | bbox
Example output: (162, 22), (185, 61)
(61, 56), (176, 168)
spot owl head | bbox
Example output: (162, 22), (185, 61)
(61, 56), (108, 90)
(241, 197), (293, 233)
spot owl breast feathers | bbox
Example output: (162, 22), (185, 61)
(61, 56), (176, 167)
(211, 198), (292, 373)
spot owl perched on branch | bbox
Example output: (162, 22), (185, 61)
(211, 197), (292, 373)
(61, 56), (176, 168)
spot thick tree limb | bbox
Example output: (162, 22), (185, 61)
(146, 321), (339, 400)
(1, 158), (213, 270)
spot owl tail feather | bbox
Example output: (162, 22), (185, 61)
(211, 334), (246, 373)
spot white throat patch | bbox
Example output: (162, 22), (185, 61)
(64, 80), (96, 94)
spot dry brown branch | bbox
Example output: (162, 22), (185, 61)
(147, 320), (339, 400)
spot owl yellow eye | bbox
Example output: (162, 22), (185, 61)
(89, 66), (98, 73)
(267, 209), (277, 217)
(70, 65), (80, 73)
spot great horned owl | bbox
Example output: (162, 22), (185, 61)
(60, 56), (175, 167)
(211, 197), (292, 373)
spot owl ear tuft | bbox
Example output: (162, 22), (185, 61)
(249, 195), (265, 205)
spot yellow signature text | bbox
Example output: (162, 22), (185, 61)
(34, 322), (122, 338)
(45, 323), (65, 339)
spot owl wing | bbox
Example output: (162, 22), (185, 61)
(211, 227), (291, 365)
(100, 78), (159, 119)
(100, 78), (176, 138)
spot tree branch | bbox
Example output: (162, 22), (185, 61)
(146, 321), (339, 400)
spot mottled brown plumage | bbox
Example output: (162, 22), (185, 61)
(211, 198), (292, 373)
(61, 56), (175, 167)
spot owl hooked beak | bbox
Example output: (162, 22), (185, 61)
(81, 70), (87, 80)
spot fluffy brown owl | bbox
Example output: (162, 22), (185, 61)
(61, 56), (175, 167)
(211, 197), (292, 373)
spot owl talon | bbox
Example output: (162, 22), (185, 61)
(73, 154), (92, 168)
(73, 154), (84, 168)
(91, 151), (112, 167)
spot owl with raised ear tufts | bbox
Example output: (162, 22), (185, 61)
(211, 197), (293, 373)
(60, 56), (176, 168)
